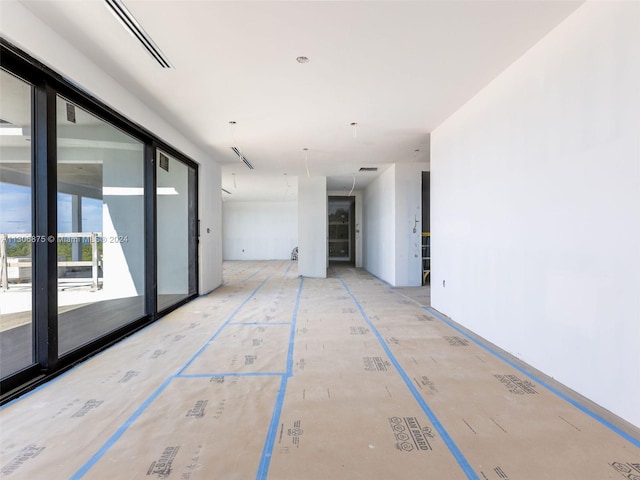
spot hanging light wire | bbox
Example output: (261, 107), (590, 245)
(348, 175), (356, 197)
(229, 121), (237, 145)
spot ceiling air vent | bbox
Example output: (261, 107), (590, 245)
(105, 0), (173, 69)
(359, 167), (378, 172)
(230, 147), (254, 170)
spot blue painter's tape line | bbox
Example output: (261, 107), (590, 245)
(256, 375), (288, 480)
(284, 261), (294, 276)
(72, 272), (273, 478)
(176, 372), (286, 378)
(334, 273), (479, 480)
(70, 376), (174, 479)
(1, 367), (76, 410)
(255, 277), (304, 480)
(287, 277), (303, 377)
(424, 306), (640, 448)
(178, 277), (271, 375)
(2, 312), (162, 409)
(243, 263), (271, 283)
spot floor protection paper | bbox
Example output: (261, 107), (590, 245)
(1, 261), (638, 480)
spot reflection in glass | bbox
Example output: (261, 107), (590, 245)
(56, 96), (145, 355)
(157, 150), (196, 311)
(0, 69), (34, 378)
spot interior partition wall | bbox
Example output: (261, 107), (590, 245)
(0, 40), (199, 402)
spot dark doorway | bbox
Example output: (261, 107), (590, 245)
(328, 196), (355, 265)
(422, 172), (430, 285)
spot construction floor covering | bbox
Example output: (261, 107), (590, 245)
(1, 260), (638, 479)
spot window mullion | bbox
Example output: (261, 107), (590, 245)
(33, 82), (58, 371)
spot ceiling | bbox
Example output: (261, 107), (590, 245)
(17, 0), (582, 201)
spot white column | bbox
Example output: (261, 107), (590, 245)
(298, 176), (327, 278)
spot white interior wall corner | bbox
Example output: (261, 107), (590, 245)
(394, 163), (429, 287)
(363, 166), (396, 284)
(222, 201), (298, 261)
(298, 176), (327, 278)
(430, 2), (640, 426)
(199, 161), (223, 293)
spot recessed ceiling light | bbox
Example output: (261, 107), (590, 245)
(296, 56), (310, 64)
(229, 121), (236, 125)
(350, 122), (358, 126)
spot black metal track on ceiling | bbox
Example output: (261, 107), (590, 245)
(230, 146), (255, 170)
(104, 0), (172, 69)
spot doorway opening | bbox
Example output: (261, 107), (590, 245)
(328, 196), (355, 265)
(421, 171), (431, 286)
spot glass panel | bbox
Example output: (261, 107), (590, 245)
(157, 150), (196, 311)
(56, 96), (145, 355)
(0, 69), (34, 378)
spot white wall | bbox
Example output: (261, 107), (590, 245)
(363, 164), (426, 287)
(394, 163), (427, 286)
(198, 161), (222, 293)
(431, 2), (640, 426)
(102, 149), (145, 298)
(298, 176), (327, 278)
(0, 0), (223, 293)
(222, 201), (297, 260)
(363, 166), (395, 283)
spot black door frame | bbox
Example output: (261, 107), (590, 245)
(0, 38), (199, 403)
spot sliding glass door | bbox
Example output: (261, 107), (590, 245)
(156, 150), (197, 312)
(56, 96), (146, 355)
(0, 69), (34, 379)
(0, 41), (199, 400)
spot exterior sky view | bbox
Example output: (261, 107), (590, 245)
(0, 182), (103, 234)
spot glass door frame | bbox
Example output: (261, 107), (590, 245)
(151, 144), (199, 316)
(0, 39), (199, 403)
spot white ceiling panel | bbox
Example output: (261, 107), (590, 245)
(17, 0), (583, 200)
